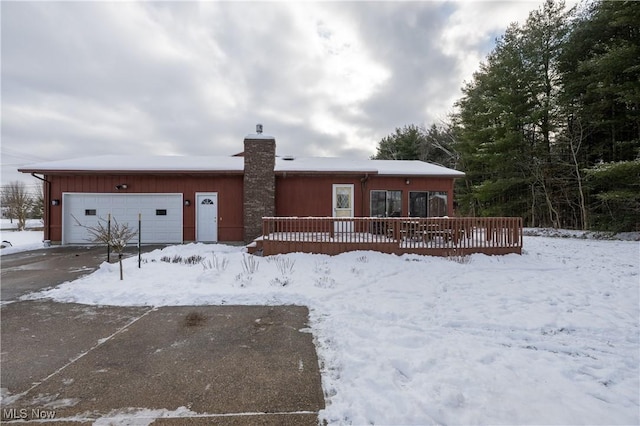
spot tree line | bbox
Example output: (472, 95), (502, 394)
(373, 0), (639, 232)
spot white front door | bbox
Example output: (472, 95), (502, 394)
(332, 184), (354, 234)
(196, 193), (218, 242)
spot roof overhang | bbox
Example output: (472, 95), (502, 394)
(18, 155), (465, 178)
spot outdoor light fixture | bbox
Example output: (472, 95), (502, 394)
(115, 184), (128, 190)
(405, 179), (411, 185)
(184, 200), (191, 206)
(51, 199), (60, 206)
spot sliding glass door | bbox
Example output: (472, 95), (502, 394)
(409, 191), (448, 217)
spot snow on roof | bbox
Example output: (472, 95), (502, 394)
(369, 159), (465, 177)
(275, 157), (464, 177)
(19, 155), (244, 173)
(275, 157), (377, 174)
(19, 154), (464, 177)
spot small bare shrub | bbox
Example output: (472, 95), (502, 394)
(72, 215), (137, 280)
(314, 275), (336, 288)
(241, 254), (260, 274)
(447, 253), (471, 264)
(203, 253), (229, 272)
(235, 272), (253, 287)
(184, 254), (204, 265)
(270, 276), (293, 287)
(234, 255), (259, 287)
(160, 254), (204, 266)
(313, 261), (330, 275)
(313, 260), (335, 288)
(268, 255), (296, 275)
(356, 255), (368, 263)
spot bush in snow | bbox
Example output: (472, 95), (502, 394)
(203, 253), (229, 272)
(73, 215), (137, 281)
(313, 260), (336, 288)
(267, 255), (296, 287)
(235, 254), (260, 287)
(241, 254), (260, 274)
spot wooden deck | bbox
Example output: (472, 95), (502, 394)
(251, 217), (523, 256)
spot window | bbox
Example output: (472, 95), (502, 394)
(409, 191), (448, 217)
(336, 188), (351, 209)
(370, 190), (402, 217)
(85, 209), (97, 216)
(156, 209), (167, 216)
(201, 198), (214, 205)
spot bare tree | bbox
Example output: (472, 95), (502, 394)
(73, 215), (138, 280)
(567, 118), (589, 230)
(31, 184), (44, 219)
(1, 181), (34, 230)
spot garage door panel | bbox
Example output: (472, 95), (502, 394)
(63, 193), (182, 244)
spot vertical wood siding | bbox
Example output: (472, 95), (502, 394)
(44, 172), (459, 244)
(46, 174), (243, 242)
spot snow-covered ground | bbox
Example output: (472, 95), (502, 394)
(0, 225), (45, 255)
(20, 234), (639, 425)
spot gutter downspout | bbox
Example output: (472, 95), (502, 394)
(360, 174), (369, 216)
(31, 173), (51, 242)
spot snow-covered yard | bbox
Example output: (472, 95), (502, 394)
(0, 221), (46, 255)
(15, 233), (640, 425)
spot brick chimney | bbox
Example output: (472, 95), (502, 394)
(243, 124), (276, 243)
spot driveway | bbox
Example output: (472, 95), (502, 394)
(0, 247), (325, 424)
(1, 245), (163, 301)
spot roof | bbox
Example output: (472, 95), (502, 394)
(18, 155), (245, 174)
(19, 155), (465, 177)
(275, 157), (464, 177)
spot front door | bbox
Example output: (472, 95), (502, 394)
(332, 184), (354, 234)
(196, 193), (218, 242)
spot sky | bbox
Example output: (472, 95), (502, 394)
(1, 1), (548, 190)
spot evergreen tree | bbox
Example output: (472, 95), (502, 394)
(372, 123), (460, 169)
(372, 124), (423, 160)
(455, 0), (577, 226)
(559, 0), (640, 230)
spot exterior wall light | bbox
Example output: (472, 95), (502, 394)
(184, 200), (191, 206)
(51, 199), (60, 206)
(115, 184), (128, 190)
(405, 179), (411, 185)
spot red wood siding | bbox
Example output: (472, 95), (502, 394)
(276, 175), (365, 217)
(43, 172), (458, 244)
(276, 174), (456, 217)
(45, 174), (244, 243)
(366, 175), (456, 216)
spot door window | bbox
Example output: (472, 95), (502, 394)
(333, 184), (354, 218)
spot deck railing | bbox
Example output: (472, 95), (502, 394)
(260, 217), (522, 256)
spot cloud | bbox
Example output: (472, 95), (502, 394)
(1, 1), (548, 186)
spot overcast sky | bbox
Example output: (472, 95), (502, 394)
(2, 1), (546, 188)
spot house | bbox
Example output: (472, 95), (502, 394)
(19, 127), (465, 245)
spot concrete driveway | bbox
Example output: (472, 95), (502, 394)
(0, 247), (325, 424)
(1, 245), (163, 301)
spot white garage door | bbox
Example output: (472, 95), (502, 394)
(62, 193), (183, 244)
